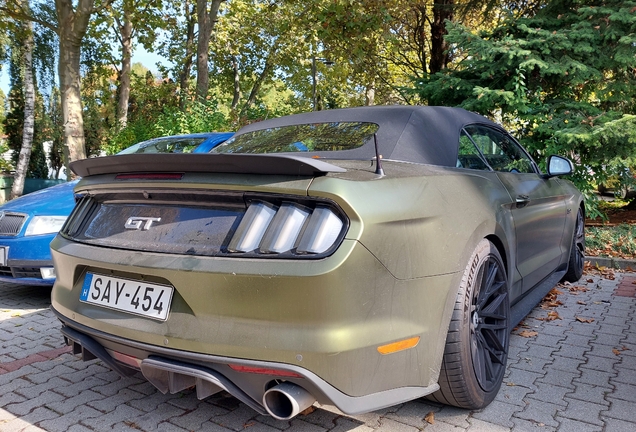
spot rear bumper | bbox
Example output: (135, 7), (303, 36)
(51, 234), (459, 396)
(0, 260), (55, 286)
(55, 308), (439, 416)
(0, 274), (54, 286)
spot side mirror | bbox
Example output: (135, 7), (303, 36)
(546, 155), (573, 177)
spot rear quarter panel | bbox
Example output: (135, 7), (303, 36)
(310, 163), (517, 281)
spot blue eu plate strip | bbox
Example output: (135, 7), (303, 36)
(80, 273), (93, 301)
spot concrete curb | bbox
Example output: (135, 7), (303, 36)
(586, 255), (636, 270)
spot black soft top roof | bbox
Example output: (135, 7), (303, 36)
(233, 105), (499, 167)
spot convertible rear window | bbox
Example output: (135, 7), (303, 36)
(211, 122), (379, 154)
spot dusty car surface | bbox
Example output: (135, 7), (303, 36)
(50, 106), (584, 419)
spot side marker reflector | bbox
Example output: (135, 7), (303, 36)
(377, 336), (420, 355)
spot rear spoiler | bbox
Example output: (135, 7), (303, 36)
(70, 153), (347, 177)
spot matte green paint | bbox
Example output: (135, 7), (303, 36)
(50, 158), (581, 400)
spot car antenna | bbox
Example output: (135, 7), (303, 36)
(374, 133), (384, 176)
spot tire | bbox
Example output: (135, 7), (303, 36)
(616, 186), (636, 201)
(562, 207), (585, 283)
(427, 239), (509, 409)
(615, 186), (629, 200)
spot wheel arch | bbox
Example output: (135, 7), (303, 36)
(485, 234), (508, 277)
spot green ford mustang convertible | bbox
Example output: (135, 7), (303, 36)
(50, 106), (585, 419)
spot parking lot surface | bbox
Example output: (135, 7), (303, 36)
(1, 270), (635, 432)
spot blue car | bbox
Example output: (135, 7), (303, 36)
(0, 132), (233, 286)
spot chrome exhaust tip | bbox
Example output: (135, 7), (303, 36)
(263, 382), (316, 420)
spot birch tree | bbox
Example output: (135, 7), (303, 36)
(1, 0), (113, 170)
(10, 17), (35, 198)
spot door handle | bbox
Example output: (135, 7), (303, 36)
(516, 195), (530, 207)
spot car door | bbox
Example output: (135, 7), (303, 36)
(464, 125), (568, 293)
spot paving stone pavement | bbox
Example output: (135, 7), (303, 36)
(0, 270), (634, 432)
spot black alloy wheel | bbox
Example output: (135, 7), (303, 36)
(469, 254), (509, 392)
(563, 207), (585, 283)
(428, 239), (509, 409)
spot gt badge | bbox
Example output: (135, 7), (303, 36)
(125, 217), (161, 231)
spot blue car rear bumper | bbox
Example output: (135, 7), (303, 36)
(0, 233), (56, 286)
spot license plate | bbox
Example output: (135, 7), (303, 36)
(80, 273), (173, 321)
(0, 247), (6, 266)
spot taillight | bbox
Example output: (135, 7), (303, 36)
(227, 202), (277, 252)
(260, 203), (310, 253)
(296, 206), (344, 254)
(228, 200), (345, 256)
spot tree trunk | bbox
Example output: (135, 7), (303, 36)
(429, 0), (454, 74)
(56, 0), (96, 169)
(365, 83), (375, 106)
(179, 0), (197, 109)
(230, 55), (241, 111)
(196, 0), (223, 101)
(11, 21), (35, 199)
(412, 4), (429, 77)
(117, 3), (133, 128)
(240, 45), (276, 116)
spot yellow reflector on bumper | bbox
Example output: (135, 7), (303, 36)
(377, 336), (420, 355)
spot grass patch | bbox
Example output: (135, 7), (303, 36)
(586, 223), (636, 259)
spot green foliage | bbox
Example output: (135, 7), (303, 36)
(152, 100), (227, 137)
(80, 63), (117, 157)
(0, 89), (6, 135)
(106, 100), (229, 154)
(412, 0), (636, 204)
(42, 88), (64, 178)
(0, 141), (13, 173)
(587, 224), (636, 259)
(104, 72), (231, 154)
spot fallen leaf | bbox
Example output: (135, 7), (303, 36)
(577, 301), (587, 305)
(518, 330), (538, 338)
(506, 382), (516, 386)
(541, 300), (563, 309)
(586, 279), (594, 283)
(300, 406), (316, 416)
(424, 412), (435, 424)
(569, 285), (588, 293)
(575, 316), (595, 323)
(243, 422), (256, 428)
(613, 349), (621, 356)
